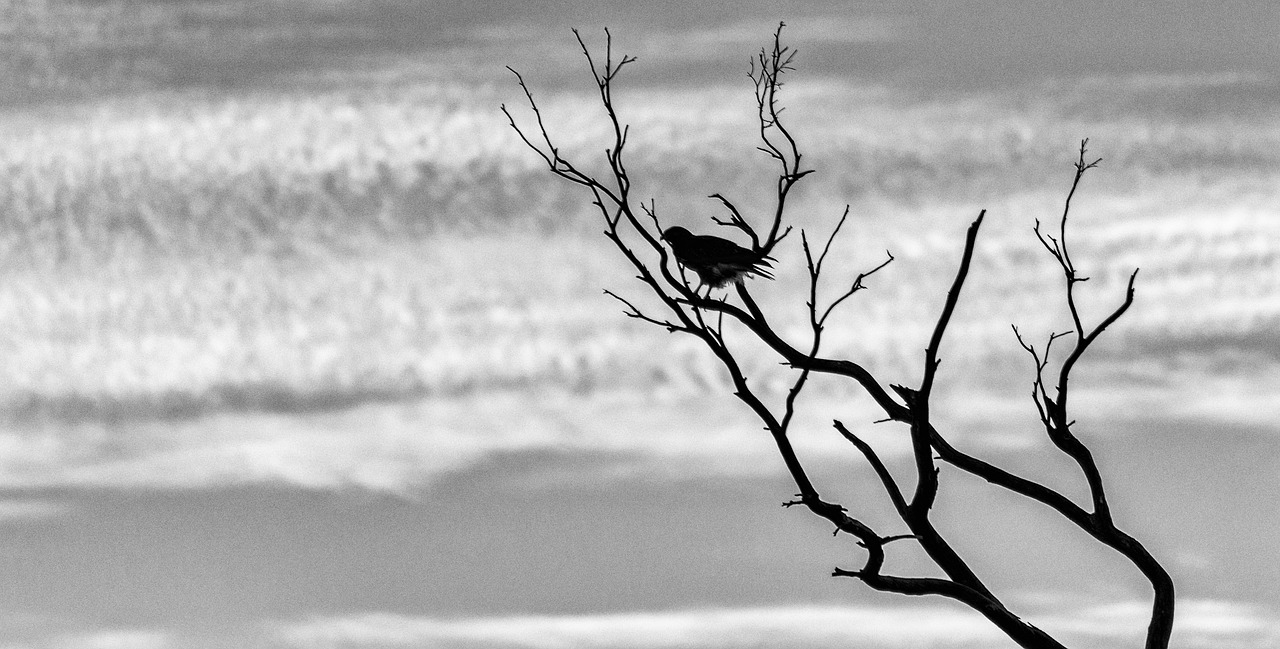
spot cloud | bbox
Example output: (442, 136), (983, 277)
(275, 605), (1002, 649)
(3, 69), (1279, 497)
(1038, 599), (1280, 648)
(0, 392), (799, 493)
(274, 600), (1280, 649)
(632, 16), (903, 69)
(474, 15), (903, 50)
(49, 629), (170, 649)
(0, 498), (72, 524)
(674, 16), (903, 48)
(1, 366), (1274, 494)
(1070, 71), (1272, 93)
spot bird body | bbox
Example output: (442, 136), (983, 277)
(662, 226), (775, 290)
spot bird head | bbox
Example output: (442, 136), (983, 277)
(661, 226), (693, 243)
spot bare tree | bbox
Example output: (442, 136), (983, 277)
(503, 24), (1175, 649)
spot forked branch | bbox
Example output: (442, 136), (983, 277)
(506, 25), (1172, 649)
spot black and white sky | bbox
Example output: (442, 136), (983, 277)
(0, 1), (1278, 648)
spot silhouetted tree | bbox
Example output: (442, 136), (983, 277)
(504, 23), (1175, 649)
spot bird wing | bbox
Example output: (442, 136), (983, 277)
(689, 234), (765, 265)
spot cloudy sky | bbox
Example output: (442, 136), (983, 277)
(1, 1), (1278, 648)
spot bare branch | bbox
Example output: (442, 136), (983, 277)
(507, 26), (1172, 649)
(603, 290), (685, 332)
(921, 211), (986, 400)
(829, 569), (1066, 649)
(882, 534), (919, 545)
(906, 211), (984, 517)
(819, 250), (894, 327)
(708, 193), (760, 249)
(746, 22), (815, 255)
(815, 207), (850, 272)
(834, 420), (907, 516)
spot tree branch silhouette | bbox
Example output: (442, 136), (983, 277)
(505, 24), (1174, 649)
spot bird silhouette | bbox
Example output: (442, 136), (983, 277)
(662, 226), (775, 291)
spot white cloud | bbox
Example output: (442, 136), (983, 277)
(1, 362), (1273, 494)
(1038, 599), (1280, 647)
(0, 392), (772, 492)
(49, 629), (170, 649)
(474, 16), (903, 50)
(1072, 72), (1271, 92)
(633, 17), (904, 71)
(276, 605), (1003, 649)
(677, 16), (903, 47)
(275, 600), (1280, 649)
(3, 71), (1279, 497)
(0, 498), (72, 524)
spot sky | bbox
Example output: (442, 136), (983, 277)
(1, 1), (1279, 648)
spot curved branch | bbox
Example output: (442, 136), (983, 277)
(507, 26), (1173, 649)
(833, 420), (907, 517)
(920, 211), (985, 400)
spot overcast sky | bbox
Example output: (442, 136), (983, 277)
(1, 2), (1279, 648)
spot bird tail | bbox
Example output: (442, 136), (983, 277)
(749, 259), (775, 280)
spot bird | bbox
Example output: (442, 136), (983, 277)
(661, 226), (775, 292)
